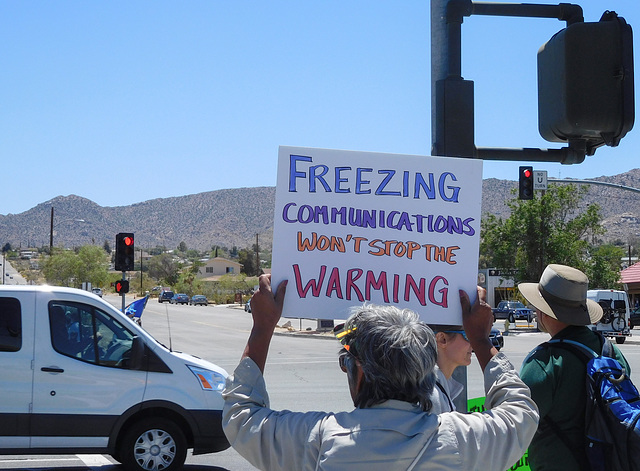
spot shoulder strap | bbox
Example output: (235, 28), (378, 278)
(435, 380), (455, 412)
(545, 338), (599, 362)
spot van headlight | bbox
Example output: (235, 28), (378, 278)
(187, 366), (226, 391)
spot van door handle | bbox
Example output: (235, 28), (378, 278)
(41, 367), (64, 373)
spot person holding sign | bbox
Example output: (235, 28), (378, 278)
(428, 324), (473, 413)
(222, 275), (538, 470)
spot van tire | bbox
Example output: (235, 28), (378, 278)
(615, 336), (626, 345)
(119, 418), (187, 471)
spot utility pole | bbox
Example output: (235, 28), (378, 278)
(255, 234), (260, 276)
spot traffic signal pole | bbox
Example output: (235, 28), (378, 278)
(432, 0), (591, 164)
(121, 271), (126, 312)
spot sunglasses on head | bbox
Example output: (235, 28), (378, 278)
(333, 323), (357, 352)
(442, 330), (469, 342)
(334, 323), (359, 371)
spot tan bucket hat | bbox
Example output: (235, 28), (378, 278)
(518, 264), (603, 325)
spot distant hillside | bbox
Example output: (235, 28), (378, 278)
(3, 169), (640, 252)
(0, 187), (275, 252)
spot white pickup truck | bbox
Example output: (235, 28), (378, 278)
(0, 285), (230, 471)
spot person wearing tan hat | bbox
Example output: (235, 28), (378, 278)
(519, 264), (631, 471)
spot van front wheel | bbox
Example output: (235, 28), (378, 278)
(119, 418), (187, 471)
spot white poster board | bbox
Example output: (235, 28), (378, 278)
(271, 146), (483, 325)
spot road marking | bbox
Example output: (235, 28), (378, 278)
(78, 454), (113, 466)
(0, 458), (75, 463)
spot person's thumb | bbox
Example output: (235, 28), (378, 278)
(274, 280), (288, 309)
(459, 289), (471, 314)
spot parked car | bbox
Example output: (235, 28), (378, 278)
(492, 301), (533, 323)
(190, 295), (208, 306)
(171, 293), (189, 305)
(490, 328), (504, 351)
(91, 287), (103, 298)
(630, 306), (640, 329)
(244, 301), (252, 313)
(158, 289), (174, 303)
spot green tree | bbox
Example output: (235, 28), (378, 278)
(148, 253), (179, 286)
(481, 184), (608, 283)
(76, 245), (110, 287)
(178, 241), (188, 253)
(41, 245), (110, 288)
(237, 248), (256, 276)
(43, 250), (81, 287)
(585, 244), (625, 289)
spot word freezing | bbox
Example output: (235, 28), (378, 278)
(288, 154), (461, 202)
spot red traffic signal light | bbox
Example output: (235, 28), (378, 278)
(519, 166), (534, 200)
(115, 233), (135, 271)
(115, 280), (129, 294)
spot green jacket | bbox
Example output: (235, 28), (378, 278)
(520, 325), (631, 471)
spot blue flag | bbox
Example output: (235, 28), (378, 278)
(125, 296), (149, 319)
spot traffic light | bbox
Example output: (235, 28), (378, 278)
(115, 279), (129, 294)
(519, 166), (534, 200)
(538, 11), (634, 155)
(115, 233), (135, 271)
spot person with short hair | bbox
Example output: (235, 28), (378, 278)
(519, 264), (631, 470)
(223, 275), (538, 470)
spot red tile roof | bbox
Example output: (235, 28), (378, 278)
(620, 262), (640, 284)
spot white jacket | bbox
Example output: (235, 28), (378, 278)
(223, 352), (538, 471)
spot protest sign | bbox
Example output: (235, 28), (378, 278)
(271, 146), (483, 324)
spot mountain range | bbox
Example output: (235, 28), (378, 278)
(3, 168), (640, 252)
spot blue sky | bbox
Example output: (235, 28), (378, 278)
(1, 1), (638, 215)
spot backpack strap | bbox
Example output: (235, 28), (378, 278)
(538, 337), (600, 471)
(542, 415), (591, 471)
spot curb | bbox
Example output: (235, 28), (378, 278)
(273, 330), (336, 340)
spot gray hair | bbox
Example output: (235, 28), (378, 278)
(339, 304), (437, 411)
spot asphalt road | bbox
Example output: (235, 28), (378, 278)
(0, 259), (27, 285)
(2, 296), (639, 470)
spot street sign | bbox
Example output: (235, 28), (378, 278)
(533, 170), (548, 190)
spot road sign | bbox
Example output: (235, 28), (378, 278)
(533, 170), (548, 190)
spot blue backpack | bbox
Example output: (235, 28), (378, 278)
(541, 336), (640, 471)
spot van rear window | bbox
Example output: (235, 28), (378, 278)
(0, 297), (21, 352)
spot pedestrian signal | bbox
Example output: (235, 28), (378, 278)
(538, 11), (634, 155)
(115, 280), (129, 294)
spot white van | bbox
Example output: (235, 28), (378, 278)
(0, 285), (229, 470)
(586, 289), (632, 344)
